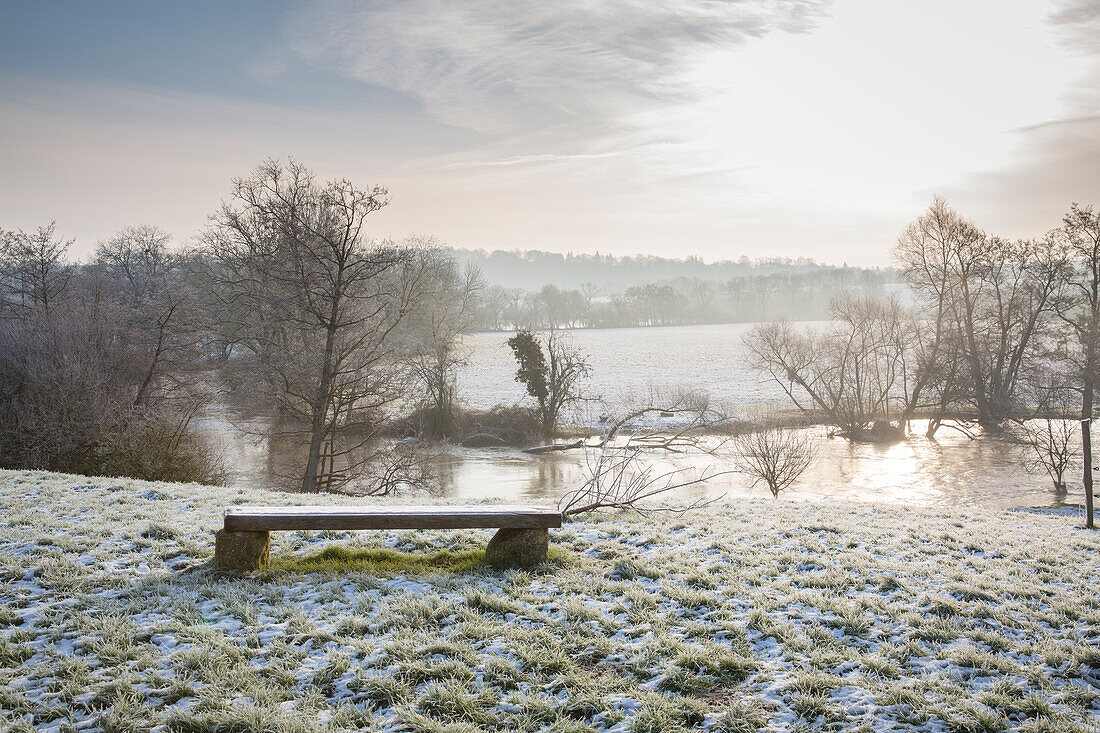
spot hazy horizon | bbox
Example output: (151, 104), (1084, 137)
(2, 0), (1098, 265)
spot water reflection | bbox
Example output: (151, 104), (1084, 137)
(197, 405), (1077, 510)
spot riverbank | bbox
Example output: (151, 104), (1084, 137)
(2, 470), (1098, 731)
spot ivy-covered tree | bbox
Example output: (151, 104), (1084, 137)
(507, 329), (589, 438)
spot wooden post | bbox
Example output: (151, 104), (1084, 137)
(1083, 418), (1095, 530)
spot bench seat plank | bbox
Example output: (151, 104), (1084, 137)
(224, 505), (563, 532)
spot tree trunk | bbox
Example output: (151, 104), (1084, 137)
(959, 282), (994, 426)
(301, 406), (327, 494)
(133, 330), (166, 407)
(302, 323), (338, 493)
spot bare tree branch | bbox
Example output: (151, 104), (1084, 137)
(559, 439), (729, 516)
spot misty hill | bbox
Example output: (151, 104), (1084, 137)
(448, 247), (895, 292)
(451, 248), (902, 329)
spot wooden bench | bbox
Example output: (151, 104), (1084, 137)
(214, 505), (563, 571)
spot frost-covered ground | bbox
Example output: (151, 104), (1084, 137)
(2, 470), (1099, 732)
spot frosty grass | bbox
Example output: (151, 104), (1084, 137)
(1, 469), (1098, 732)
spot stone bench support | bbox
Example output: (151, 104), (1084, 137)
(215, 529), (270, 571)
(486, 527), (550, 568)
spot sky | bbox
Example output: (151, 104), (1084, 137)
(0, 0), (1098, 266)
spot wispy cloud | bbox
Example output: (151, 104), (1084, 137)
(943, 114), (1100, 233)
(290, 0), (830, 136)
(1049, 0), (1100, 54)
(941, 0), (1100, 230)
(438, 149), (632, 170)
(1009, 113), (1100, 133)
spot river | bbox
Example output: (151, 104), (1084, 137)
(195, 323), (1083, 512)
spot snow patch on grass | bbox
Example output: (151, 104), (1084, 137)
(0, 469), (1098, 731)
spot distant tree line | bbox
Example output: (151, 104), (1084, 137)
(473, 268), (892, 331)
(453, 247), (889, 292)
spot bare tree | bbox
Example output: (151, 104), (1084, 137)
(896, 198), (1063, 428)
(407, 249), (484, 438)
(0, 223), (103, 468)
(976, 235), (1064, 423)
(688, 279), (719, 322)
(508, 328), (590, 438)
(1013, 419), (1078, 491)
(503, 287), (528, 330)
(731, 422), (816, 498)
(0, 232), (223, 484)
(95, 225), (206, 408)
(558, 440), (727, 516)
(894, 199), (972, 436)
(203, 159), (431, 493)
(1008, 368), (1079, 491)
(0, 222), (73, 315)
(579, 281), (600, 315)
(0, 304), (128, 470)
(1051, 202), (1100, 527)
(743, 295), (918, 441)
(353, 440), (439, 496)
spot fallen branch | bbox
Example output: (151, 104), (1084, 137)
(461, 432), (507, 448)
(523, 439), (585, 454)
(937, 420), (980, 439)
(558, 440), (729, 516)
(522, 391), (734, 455)
(596, 389), (733, 453)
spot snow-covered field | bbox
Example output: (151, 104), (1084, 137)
(2, 470), (1099, 732)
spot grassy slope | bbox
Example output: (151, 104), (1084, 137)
(1, 469), (1098, 732)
